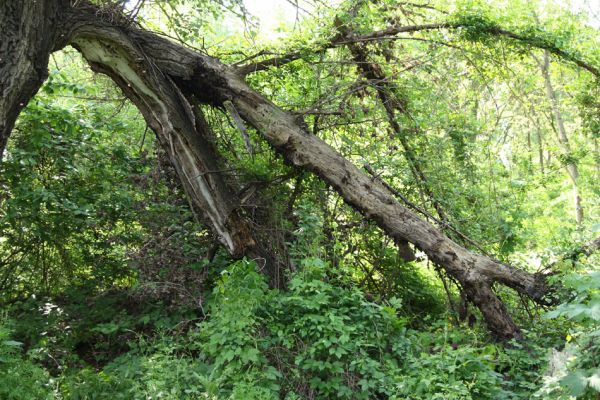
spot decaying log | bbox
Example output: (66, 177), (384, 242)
(79, 13), (548, 339)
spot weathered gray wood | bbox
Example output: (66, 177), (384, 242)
(0, 1), (288, 287)
(71, 33), (255, 258)
(118, 25), (548, 339)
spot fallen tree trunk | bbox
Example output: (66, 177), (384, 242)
(70, 32), (290, 287)
(81, 12), (550, 339)
(70, 34), (255, 259)
(225, 72), (544, 339)
(0, 1), (562, 339)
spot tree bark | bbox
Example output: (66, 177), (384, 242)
(0, 1), (556, 339)
(540, 50), (584, 226)
(71, 29), (290, 287)
(0, 0), (72, 158)
(70, 33), (256, 257)
(338, 22), (448, 226)
(226, 76), (539, 339)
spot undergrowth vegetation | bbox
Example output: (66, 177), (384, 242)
(2, 258), (599, 399)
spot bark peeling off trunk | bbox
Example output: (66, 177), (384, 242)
(71, 34), (255, 257)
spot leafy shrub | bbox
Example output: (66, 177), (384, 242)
(195, 258), (410, 399)
(266, 257), (409, 399)
(197, 260), (280, 399)
(194, 257), (548, 399)
(62, 335), (213, 400)
(535, 272), (600, 399)
(391, 344), (508, 399)
(0, 319), (54, 400)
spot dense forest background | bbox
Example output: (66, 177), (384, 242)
(1, 0), (599, 398)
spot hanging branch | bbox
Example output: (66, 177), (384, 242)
(223, 100), (254, 157)
(238, 21), (600, 78)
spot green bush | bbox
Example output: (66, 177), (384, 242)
(194, 258), (539, 399)
(535, 272), (600, 399)
(0, 319), (54, 400)
(197, 259), (281, 399)
(265, 257), (409, 399)
(61, 335), (214, 399)
(391, 344), (508, 399)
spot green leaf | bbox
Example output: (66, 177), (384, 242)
(561, 370), (588, 396)
(2, 340), (23, 347)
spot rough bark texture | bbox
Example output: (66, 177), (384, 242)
(0, 2), (288, 288)
(205, 46), (549, 340)
(227, 79), (539, 339)
(0, 0), (71, 157)
(70, 33), (255, 257)
(335, 15), (524, 336)
(0, 0), (559, 339)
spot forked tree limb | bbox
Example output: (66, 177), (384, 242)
(71, 32), (290, 288)
(104, 16), (549, 338)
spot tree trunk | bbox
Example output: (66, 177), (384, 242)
(0, 1), (554, 339)
(71, 32), (289, 287)
(0, 0), (71, 157)
(227, 78), (538, 339)
(338, 28), (448, 265)
(541, 50), (584, 226)
(70, 34), (256, 257)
